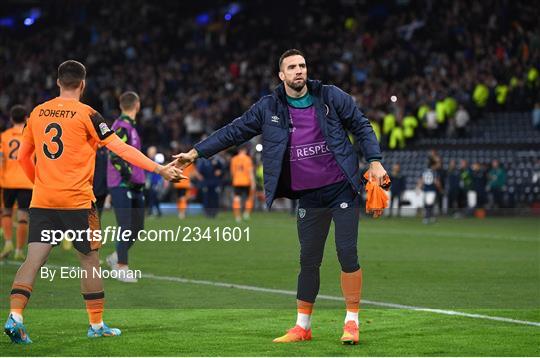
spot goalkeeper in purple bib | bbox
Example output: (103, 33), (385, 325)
(173, 49), (387, 344)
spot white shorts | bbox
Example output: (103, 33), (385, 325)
(424, 191), (436, 206)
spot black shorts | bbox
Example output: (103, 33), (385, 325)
(28, 206), (101, 254)
(3, 189), (32, 210)
(177, 188), (187, 197)
(233, 186), (250, 198)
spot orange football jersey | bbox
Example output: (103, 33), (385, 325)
(23, 97), (115, 209)
(230, 152), (253, 187)
(1, 126), (34, 189)
(174, 163), (195, 189)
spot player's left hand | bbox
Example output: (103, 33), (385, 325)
(366, 161), (388, 186)
(173, 149), (198, 169)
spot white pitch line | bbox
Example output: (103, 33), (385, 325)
(4, 260), (540, 327)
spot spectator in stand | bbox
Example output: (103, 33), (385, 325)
(488, 160), (507, 209)
(425, 108), (438, 137)
(1, 0), (537, 152)
(455, 104), (470, 138)
(184, 109), (205, 144)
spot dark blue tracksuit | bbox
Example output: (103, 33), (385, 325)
(194, 80), (381, 302)
(196, 157), (224, 218)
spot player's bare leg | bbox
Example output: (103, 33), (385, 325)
(12, 242), (52, 291)
(244, 191), (254, 220)
(77, 249), (104, 293)
(177, 195), (188, 220)
(14, 209), (28, 260)
(233, 195), (242, 222)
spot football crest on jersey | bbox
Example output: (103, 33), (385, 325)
(298, 208), (306, 218)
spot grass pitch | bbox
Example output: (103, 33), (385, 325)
(1, 211), (539, 356)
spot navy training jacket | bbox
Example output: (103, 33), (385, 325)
(194, 79), (382, 208)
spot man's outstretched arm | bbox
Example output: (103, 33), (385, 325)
(105, 135), (184, 182)
(174, 99), (266, 167)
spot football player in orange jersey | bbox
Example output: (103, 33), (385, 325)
(0, 105), (33, 260)
(4, 60), (183, 344)
(230, 146), (255, 222)
(174, 162), (199, 219)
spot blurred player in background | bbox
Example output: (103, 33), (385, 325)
(230, 146), (255, 222)
(0, 105), (33, 260)
(175, 162), (197, 219)
(417, 160), (441, 224)
(145, 147), (166, 217)
(389, 163), (406, 217)
(174, 49), (386, 344)
(105, 91), (146, 283)
(4, 60), (182, 344)
(93, 146), (109, 218)
(196, 154), (225, 218)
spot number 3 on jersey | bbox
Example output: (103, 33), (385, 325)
(43, 122), (64, 159)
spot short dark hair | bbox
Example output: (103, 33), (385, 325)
(278, 49), (305, 69)
(119, 91), (140, 111)
(58, 60), (86, 89)
(10, 105), (27, 124)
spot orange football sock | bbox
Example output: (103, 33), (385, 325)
(10, 282), (33, 318)
(297, 299), (314, 315)
(245, 192), (254, 214)
(16, 220), (28, 250)
(83, 292), (105, 326)
(233, 196), (241, 218)
(296, 300), (313, 329)
(2, 215), (13, 243)
(341, 269), (362, 312)
(178, 197), (187, 215)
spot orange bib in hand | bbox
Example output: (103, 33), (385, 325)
(363, 172), (391, 218)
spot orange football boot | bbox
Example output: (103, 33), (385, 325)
(273, 325), (312, 343)
(340, 320), (359, 345)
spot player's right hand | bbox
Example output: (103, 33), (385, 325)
(172, 149), (198, 169)
(156, 161), (187, 182)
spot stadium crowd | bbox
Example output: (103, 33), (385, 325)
(0, 0), (538, 153)
(0, 0), (538, 215)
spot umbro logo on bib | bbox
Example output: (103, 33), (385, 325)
(271, 115), (280, 123)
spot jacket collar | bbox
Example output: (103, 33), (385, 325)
(274, 79), (322, 104)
